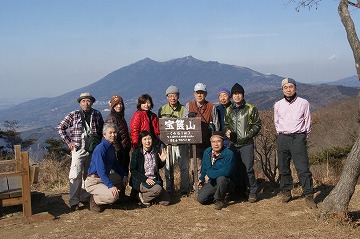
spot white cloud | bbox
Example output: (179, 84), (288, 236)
(328, 54), (337, 60)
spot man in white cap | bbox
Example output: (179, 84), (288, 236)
(56, 92), (104, 211)
(185, 83), (219, 190)
(274, 78), (316, 209)
(158, 85), (191, 196)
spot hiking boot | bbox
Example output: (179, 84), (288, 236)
(138, 192), (151, 207)
(279, 191), (292, 203)
(305, 194), (317, 209)
(248, 193), (257, 203)
(214, 200), (224, 210)
(89, 194), (102, 213)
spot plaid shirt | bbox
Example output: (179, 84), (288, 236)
(56, 109), (104, 150)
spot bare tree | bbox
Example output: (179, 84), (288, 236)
(255, 111), (279, 186)
(291, 0), (360, 218)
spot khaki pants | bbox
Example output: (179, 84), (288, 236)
(139, 184), (170, 205)
(85, 173), (123, 205)
(69, 147), (91, 206)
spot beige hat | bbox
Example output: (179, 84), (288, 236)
(77, 92), (96, 103)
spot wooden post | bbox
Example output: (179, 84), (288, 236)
(192, 145), (198, 194)
(14, 145), (21, 171)
(21, 151), (32, 217)
(168, 145), (174, 193)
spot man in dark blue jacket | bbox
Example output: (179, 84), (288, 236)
(216, 88), (232, 148)
(197, 131), (235, 210)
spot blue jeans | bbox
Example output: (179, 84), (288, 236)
(277, 133), (314, 195)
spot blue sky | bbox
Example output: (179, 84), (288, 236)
(0, 0), (358, 100)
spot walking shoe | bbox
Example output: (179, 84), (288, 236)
(248, 193), (257, 203)
(89, 194), (103, 213)
(181, 191), (189, 197)
(214, 200), (224, 210)
(305, 194), (317, 209)
(279, 191), (292, 203)
(138, 192), (151, 207)
(80, 200), (89, 205)
(70, 204), (80, 211)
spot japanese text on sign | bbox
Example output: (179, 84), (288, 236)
(159, 118), (202, 145)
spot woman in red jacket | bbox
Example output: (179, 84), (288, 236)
(130, 94), (160, 149)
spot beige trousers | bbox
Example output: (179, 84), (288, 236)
(140, 184), (170, 205)
(85, 173), (123, 205)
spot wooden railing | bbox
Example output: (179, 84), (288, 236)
(0, 145), (32, 217)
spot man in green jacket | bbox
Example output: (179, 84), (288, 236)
(158, 85), (190, 196)
(224, 83), (261, 203)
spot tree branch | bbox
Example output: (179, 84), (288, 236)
(347, 1), (360, 8)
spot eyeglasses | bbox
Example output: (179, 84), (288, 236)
(167, 94), (178, 99)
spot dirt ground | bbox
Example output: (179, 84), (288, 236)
(1, 183), (360, 239)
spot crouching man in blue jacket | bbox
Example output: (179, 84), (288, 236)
(197, 131), (235, 210)
(85, 123), (128, 213)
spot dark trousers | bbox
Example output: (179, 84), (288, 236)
(116, 149), (130, 175)
(277, 133), (314, 195)
(231, 144), (258, 195)
(197, 176), (231, 204)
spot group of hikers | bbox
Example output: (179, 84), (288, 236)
(56, 78), (317, 212)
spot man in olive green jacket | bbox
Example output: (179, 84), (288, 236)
(224, 83), (261, 203)
(158, 85), (190, 195)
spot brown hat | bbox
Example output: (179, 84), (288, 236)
(211, 131), (224, 140)
(77, 92), (96, 103)
(110, 95), (123, 109)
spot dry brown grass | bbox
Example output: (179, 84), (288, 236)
(32, 156), (70, 193)
(2, 181), (360, 238)
(309, 96), (359, 156)
(2, 151), (360, 238)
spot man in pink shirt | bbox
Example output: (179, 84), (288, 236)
(274, 78), (316, 209)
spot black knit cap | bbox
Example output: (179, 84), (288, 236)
(231, 83), (245, 96)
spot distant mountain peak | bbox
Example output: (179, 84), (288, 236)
(136, 57), (157, 64)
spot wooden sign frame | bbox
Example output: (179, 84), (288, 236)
(159, 118), (202, 145)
